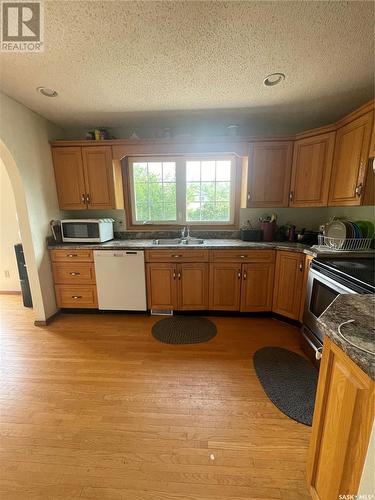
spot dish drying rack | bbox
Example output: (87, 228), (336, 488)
(315, 235), (373, 252)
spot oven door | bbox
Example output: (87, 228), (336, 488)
(61, 222), (100, 242)
(303, 268), (356, 342)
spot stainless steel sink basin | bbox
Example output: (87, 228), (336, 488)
(152, 238), (204, 246)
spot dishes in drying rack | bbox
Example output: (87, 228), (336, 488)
(355, 220), (374, 239)
(323, 219), (374, 249)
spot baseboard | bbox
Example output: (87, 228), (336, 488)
(0, 290), (22, 295)
(34, 309), (60, 327)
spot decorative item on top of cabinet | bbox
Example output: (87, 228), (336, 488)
(51, 146), (124, 210)
(245, 141), (293, 208)
(328, 111), (373, 206)
(307, 337), (374, 500)
(272, 251), (305, 320)
(289, 132), (335, 207)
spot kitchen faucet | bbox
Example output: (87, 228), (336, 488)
(181, 225), (190, 239)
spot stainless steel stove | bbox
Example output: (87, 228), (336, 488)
(301, 255), (375, 366)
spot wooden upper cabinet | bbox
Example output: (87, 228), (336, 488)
(240, 262), (274, 312)
(369, 120), (375, 158)
(52, 147), (86, 210)
(272, 251), (305, 320)
(209, 263), (241, 311)
(51, 145), (124, 210)
(307, 338), (374, 500)
(289, 132), (335, 207)
(82, 146), (120, 209)
(246, 141), (293, 207)
(328, 111), (373, 206)
(178, 263), (209, 310)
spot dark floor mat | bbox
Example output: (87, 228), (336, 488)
(152, 316), (217, 344)
(253, 346), (318, 426)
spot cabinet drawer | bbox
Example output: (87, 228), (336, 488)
(55, 285), (98, 308)
(52, 262), (96, 284)
(145, 249), (209, 262)
(211, 249), (275, 262)
(50, 249), (94, 262)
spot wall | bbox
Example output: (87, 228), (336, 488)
(0, 92), (64, 321)
(0, 161), (21, 291)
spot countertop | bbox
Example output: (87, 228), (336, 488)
(47, 238), (375, 258)
(318, 294), (375, 380)
(47, 238), (372, 257)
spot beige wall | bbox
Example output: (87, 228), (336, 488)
(0, 161), (21, 291)
(0, 92), (64, 321)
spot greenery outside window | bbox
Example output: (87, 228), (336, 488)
(128, 156), (236, 226)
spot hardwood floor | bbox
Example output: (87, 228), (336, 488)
(0, 295), (311, 499)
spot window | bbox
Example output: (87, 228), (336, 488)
(128, 156), (236, 226)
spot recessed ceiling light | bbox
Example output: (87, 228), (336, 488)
(37, 86), (58, 97)
(263, 73), (285, 87)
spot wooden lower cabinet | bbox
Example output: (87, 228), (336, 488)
(209, 262), (275, 312)
(307, 338), (374, 500)
(146, 262), (209, 310)
(209, 263), (242, 311)
(50, 249), (98, 309)
(146, 263), (178, 310)
(178, 263), (209, 310)
(272, 251), (305, 320)
(240, 263), (274, 312)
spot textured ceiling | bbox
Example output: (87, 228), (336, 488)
(0, 0), (374, 132)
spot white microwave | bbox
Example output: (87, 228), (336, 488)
(61, 219), (114, 243)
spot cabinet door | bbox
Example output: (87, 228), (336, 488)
(328, 112), (373, 206)
(307, 338), (374, 500)
(82, 146), (116, 209)
(52, 147), (86, 210)
(290, 132), (335, 207)
(146, 263), (177, 310)
(209, 263), (241, 311)
(247, 142), (293, 207)
(272, 251), (305, 320)
(240, 263), (274, 312)
(178, 263), (209, 310)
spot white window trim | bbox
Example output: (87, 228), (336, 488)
(128, 155), (236, 226)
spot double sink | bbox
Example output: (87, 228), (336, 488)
(152, 238), (204, 246)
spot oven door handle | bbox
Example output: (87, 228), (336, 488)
(308, 268), (358, 294)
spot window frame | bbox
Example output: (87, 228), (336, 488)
(127, 155), (238, 228)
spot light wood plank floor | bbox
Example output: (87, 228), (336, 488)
(0, 295), (311, 499)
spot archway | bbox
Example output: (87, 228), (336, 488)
(0, 139), (46, 322)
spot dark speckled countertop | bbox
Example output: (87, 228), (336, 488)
(318, 294), (375, 380)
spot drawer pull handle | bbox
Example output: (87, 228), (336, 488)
(69, 272), (80, 276)
(237, 270), (241, 279)
(299, 262), (303, 272)
(71, 295), (82, 299)
(67, 254), (78, 258)
(178, 272), (181, 280)
(240, 255), (247, 258)
(243, 271), (247, 280)
(81, 193), (86, 203)
(173, 271), (176, 280)
(172, 254), (182, 258)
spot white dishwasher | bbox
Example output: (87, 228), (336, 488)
(94, 250), (147, 311)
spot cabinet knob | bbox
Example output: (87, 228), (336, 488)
(243, 271), (247, 280)
(172, 254), (182, 258)
(81, 194), (86, 203)
(69, 272), (80, 276)
(71, 295), (82, 300)
(240, 255), (247, 259)
(173, 270), (176, 280)
(86, 193), (91, 204)
(355, 183), (363, 197)
(289, 191), (294, 202)
(177, 272), (181, 280)
(247, 192), (251, 201)
(67, 254), (78, 258)
(237, 270), (241, 279)
(299, 262), (303, 272)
